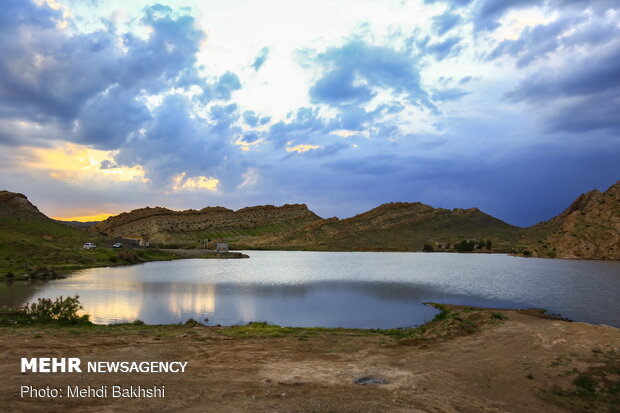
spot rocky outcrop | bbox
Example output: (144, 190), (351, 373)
(0, 191), (46, 218)
(90, 204), (322, 247)
(526, 180), (620, 259)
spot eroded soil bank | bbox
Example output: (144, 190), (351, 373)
(0, 306), (618, 412)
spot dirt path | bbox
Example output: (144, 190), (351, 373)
(0, 308), (618, 412)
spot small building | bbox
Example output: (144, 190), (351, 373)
(216, 243), (228, 253)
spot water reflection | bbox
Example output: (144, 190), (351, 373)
(24, 279), (446, 327)
(2, 251), (619, 327)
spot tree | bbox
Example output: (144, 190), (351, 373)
(455, 240), (475, 252)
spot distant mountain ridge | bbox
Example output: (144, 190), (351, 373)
(3, 179), (619, 259)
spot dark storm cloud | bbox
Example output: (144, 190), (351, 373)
(118, 4), (205, 91)
(0, 0), (252, 190)
(315, 143), (620, 226)
(74, 87), (152, 150)
(114, 95), (247, 190)
(0, 1), (206, 150)
(268, 107), (332, 148)
(251, 47), (270, 71)
(0, 6), (119, 124)
(487, 11), (619, 67)
(507, 42), (620, 133)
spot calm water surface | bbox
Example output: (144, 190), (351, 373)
(3, 251), (619, 328)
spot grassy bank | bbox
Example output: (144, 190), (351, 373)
(1, 298), (617, 412)
(0, 213), (256, 279)
(0, 300), (507, 342)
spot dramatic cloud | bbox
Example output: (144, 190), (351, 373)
(114, 95), (247, 190)
(1, 0), (618, 225)
(309, 40), (434, 110)
(0, 1), (205, 149)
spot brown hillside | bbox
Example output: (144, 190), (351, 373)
(523, 180), (620, 259)
(0, 190), (46, 218)
(240, 202), (520, 251)
(90, 204), (322, 247)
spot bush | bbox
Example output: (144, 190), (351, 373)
(116, 251), (140, 263)
(455, 240), (476, 252)
(22, 295), (91, 325)
(422, 244), (434, 252)
(491, 312), (508, 321)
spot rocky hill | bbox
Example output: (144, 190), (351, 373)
(6, 179), (618, 259)
(522, 180), (620, 259)
(239, 202), (520, 251)
(90, 204), (322, 248)
(0, 190), (47, 218)
(0, 191), (176, 277)
(91, 200), (521, 251)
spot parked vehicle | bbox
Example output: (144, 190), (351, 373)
(112, 242), (124, 248)
(82, 243), (97, 249)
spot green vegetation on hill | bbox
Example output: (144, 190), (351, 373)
(0, 191), (177, 278)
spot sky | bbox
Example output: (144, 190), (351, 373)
(0, 0), (619, 226)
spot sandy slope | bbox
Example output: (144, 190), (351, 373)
(0, 308), (618, 412)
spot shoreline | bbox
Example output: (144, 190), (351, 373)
(1, 304), (618, 412)
(4, 248), (616, 280)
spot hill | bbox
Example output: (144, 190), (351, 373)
(54, 220), (100, 229)
(90, 204), (322, 248)
(239, 202), (520, 251)
(5, 180), (619, 262)
(520, 180), (620, 259)
(91, 200), (520, 251)
(0, 191), (174, 278)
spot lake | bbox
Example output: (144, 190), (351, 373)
(2, 251), (619, 328)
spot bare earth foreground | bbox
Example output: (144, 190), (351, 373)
(0, 306), (618, 413)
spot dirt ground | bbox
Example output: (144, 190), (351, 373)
(0, 307), (618, 413)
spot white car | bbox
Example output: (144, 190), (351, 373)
(112, 242), (124, 248)
(82, 243), (97, 249)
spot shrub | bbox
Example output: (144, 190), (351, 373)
(455, 240), (475, 252)
(422, 244), (434, 252)
(22, 295), (91, 325)
(573, 374), (596, 395)
(491, 312), (508, 321)
(116, 250), (140, 263)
